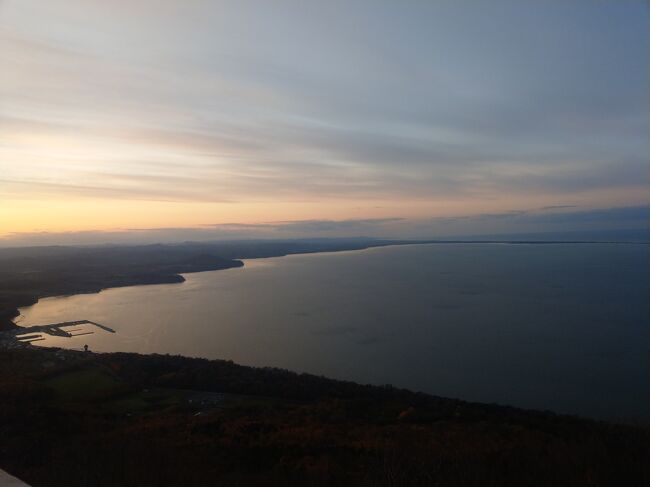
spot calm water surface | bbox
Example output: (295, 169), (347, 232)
(18, 244), (650, 421)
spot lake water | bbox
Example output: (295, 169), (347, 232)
(18, 243), (650, 422)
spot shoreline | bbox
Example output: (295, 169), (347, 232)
(0, 240), (650, 331)
(2, 239), (415, 330)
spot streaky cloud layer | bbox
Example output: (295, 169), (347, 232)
(1, 0), (648, 240)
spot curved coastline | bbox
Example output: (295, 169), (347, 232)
(1, 239), (404, 330)
(3, 238), (648, 331)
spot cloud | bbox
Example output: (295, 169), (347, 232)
(0, 0), (648, 232)
(521, 205), (650, 224)
(421, 205), (650, 238)
(216, 218), (405, 233)
(0, 206), (646, 247)
(0, 217), (406, 247)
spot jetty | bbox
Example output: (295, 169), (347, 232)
(0, 320), (115, 346)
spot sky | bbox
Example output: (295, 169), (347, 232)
(1, 0), (648, 245)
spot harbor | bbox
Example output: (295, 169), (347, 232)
(0, 320), (115, 349)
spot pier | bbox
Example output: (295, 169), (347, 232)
(1, 320), (115, 345)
